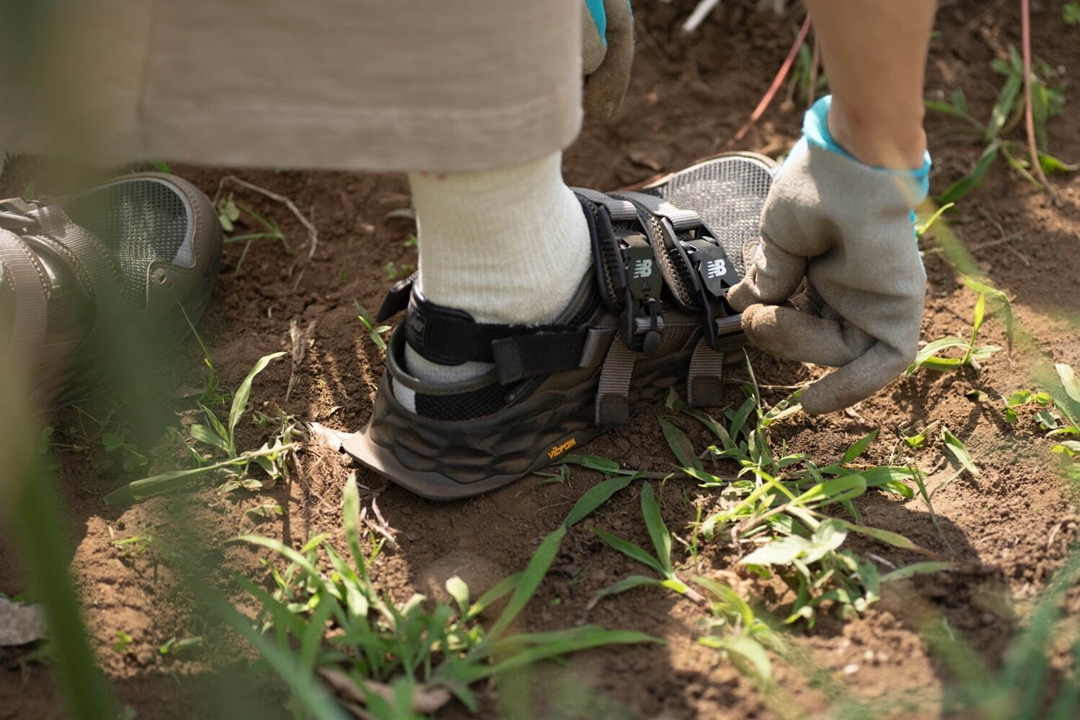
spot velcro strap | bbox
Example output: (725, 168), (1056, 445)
(375, 273), (416, 322)
(491, 331), (590, 385)
(406, 291), (577, 367)
(687, 338), (725, 408)
(595, 341), (636, 426)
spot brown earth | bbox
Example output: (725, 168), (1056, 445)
(3, 0), (1080, 718)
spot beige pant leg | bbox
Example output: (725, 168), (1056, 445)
(0, 0), (583, 173)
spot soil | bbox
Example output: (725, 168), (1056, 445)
(3, 0), (1080, 718)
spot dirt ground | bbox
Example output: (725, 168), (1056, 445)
(3, 0), (1080, 718)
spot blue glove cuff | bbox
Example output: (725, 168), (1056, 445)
(803, 95), (932, 200)
(585, 0), (607, 44)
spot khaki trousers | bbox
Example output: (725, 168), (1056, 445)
(0, 0), (583, 172)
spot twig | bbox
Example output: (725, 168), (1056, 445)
(682, 0), (723, 34)
(1020, 0), (1056, 201)
(212, 175), (320, 261)
(726, 15), (812, 148)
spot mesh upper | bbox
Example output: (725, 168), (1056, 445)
(63, 178), (192, 311)
(650, 155), (774, 275)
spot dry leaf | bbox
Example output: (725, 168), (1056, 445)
(0, 597), (46, 646)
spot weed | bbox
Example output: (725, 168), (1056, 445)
(1005, 363), (1080, 481)
(103, 351), (295, 504)
(111, 631), (134, 655)
(926, 46), (1075, 203)
(216, 193), (292, 276)
(1067, 2), (1080, 25)
(383, 261), (414, 281)
(590, 483), (706, 606)
(234, 474), (657, 717)
(905, 285), (1004, 375)
(695, 577), (786, 686)
(664, 361), (944, 627)
(354, 301), (392, 351)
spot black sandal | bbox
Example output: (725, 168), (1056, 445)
(344, 153), (777, 500)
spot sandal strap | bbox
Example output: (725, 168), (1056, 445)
(0, 229), (49, 362)
(371, 189), (746, 401)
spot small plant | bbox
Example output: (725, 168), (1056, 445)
(665, 362), (944, 627)
(1066, 2), (1080, 26)
(695, 577), (786, 686)
(216, 194), (292, 276)
(103, 351), (296, 504)
(926, 46), (1075, 203)
(383, 261), (414, 281)
(590, 483), (706, 606)
(234, 474), (657, 717)
(906, 286), (1003, 375)
(355, 301), (392, 351)
(1005, 363), (1080, 481)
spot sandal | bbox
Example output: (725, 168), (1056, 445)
(344, 153), (777, 500)
(0, 172), (222, 408)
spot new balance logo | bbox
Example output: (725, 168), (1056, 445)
(705, 258), (728, 279)
(632, 259), (653, 279)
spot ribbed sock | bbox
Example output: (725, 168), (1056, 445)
(400, 152), (591, 388)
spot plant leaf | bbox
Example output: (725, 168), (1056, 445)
(559, 454), (622, 474)
(228, 352), (286, 444)
(841, 429), (879, 463)
(659, 418), (703, 472)
(487, 526), (566, 641)
(1055, 364), (1080, 404)
(564, 474), (636, 527)
(942, 428), (980, 477)
(880, 562), (955, 583)
(906, 337), (969, 375)
(591, 527), (665, 576)
(640, 484), (673, 574)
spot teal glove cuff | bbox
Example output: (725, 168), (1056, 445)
(585, 0), (608, 45)
(802, 95), (931, 201)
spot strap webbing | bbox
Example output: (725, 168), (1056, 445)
(491, 330), (590, 385)
(0, 229), (49, 362)
(29, 205), (123, 312)
(687, 337), (725, 408)
(595, 341), (637, 426)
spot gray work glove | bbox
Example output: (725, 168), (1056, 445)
(728, 96), (931, 415)
(581, 0), (634, 122)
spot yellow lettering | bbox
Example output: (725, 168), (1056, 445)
(547, 437), (578, 460)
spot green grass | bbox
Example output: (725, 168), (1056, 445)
(232, 474), (658, 717)
(925, 45), (1075, 203)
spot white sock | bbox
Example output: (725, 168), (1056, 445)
(401, 152), (592, 388)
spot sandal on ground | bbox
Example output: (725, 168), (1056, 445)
(0, 172), (222, 408)
(344, 153), (777, 500)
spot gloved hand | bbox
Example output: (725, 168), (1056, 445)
(581, 0), (634, 122)
(727, 96), (931, 415)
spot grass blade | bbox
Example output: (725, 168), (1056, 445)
(942, 428), (981, 477)
(591, 527), (665, 576)
(465, 628), (660, 684)
(486, 526), (566, 641)
(640, 484), (674, 574)
(841, 429), (879, 463)
(1055, 363), (1080, 404)
(659, 418), (704, 472)
(880, 562), (955, 583)
(593, 575), (665, 603)
(564, 474), (636, 527)
(228, 351), (286, 446)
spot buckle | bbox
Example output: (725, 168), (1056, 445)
(0, 199), (37, 231)
(618, 232), (663, 356)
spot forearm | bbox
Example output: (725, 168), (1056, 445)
(805, 0), (937, 169)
